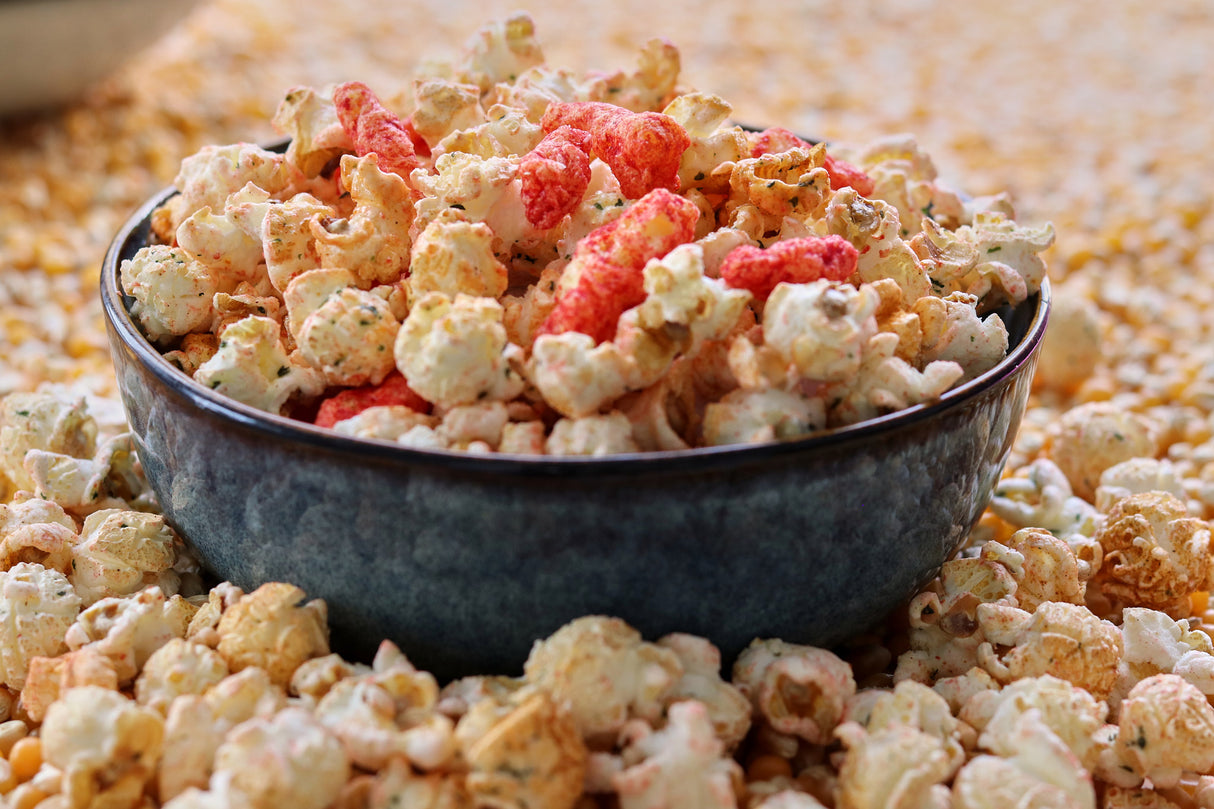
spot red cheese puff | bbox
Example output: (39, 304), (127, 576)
(519, 125), (594, 230)
(539, 188), (699, 343)
(542, 102), (691, 199)
(333, 82), (424, 180)
(314, 371), (432, 428)
(720, 236), (859, 302)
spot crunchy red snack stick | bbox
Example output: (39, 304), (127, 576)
(720, 236), (859, 301)
(750, 127), (875, 197)
(541, 101), (691, 200)
(314, 371), (432, 428)
(333, 81), (425, 180)
(540, 188), (699, 343)
(519, 125), (594, 230)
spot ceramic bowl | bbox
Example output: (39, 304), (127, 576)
(101, 184), (1050, 680)
(0, 0), (199, 115)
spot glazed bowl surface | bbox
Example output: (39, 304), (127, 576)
(101, 184), (1050, 680)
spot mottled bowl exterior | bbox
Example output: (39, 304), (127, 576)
(102, 185), (1050, 679)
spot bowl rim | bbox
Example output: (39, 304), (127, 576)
(101, 183), (1051, 476)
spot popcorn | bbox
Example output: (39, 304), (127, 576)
(0, 562), (81, 690)
(1111, 674), (1214, 789)
(193, 315), (325, 414)
(977, 601), (1123, 699)
(546, 412), (640, 455)
(410, 79), (485, 149)
(461, 689), (587, 809)
(120, 245), (224, 344)
(732, 639), (855, 745)
(1044, 402), (1160, 502)
(657, 633), (752, 750)
(833, 720), (955, 809)
(134, 638), (230, 715)
(172, 144), (295, 225)
(65, 586), (193, 684)
(524, 615), (683, 742)
(1093, 491), (1211, 617)
(40, 686), (165, 809)
(69, 509), (182, 607)
(980, 528), (1089, 613)
(272, 86), (354, 178)
(394, 292), (525, 409)
(408, 213), (511, 301)
(295, 286), (400, 387)
(211, 706), (350, 809)
(456, 13), (546, 94)
(312, 154), (415, 286)
(214, 582), (329, 688)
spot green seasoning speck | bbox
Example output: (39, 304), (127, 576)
(987, 245), (1003, 253)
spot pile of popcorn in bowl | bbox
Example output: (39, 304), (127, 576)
(2, 7), (1214, 809)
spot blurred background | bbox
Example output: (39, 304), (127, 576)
(0, 0), (1211, 412)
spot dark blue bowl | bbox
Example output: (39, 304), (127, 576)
(101, 184), (1049, 680)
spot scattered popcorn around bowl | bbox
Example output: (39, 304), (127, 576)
(116, 14), (1052, 455)
(5, 3), (1214, 808)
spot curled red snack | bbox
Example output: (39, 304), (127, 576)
(720, 236), (859, 302)
(750, 127), (874, 197)
(314, 371), (432, 428)
(541, 102), (691, 200)
(539, 188), (699, 343)
(519, 125), (594, 230)
(333, 81), (424, 180)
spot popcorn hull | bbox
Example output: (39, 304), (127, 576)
(102, 185), (1049, 681)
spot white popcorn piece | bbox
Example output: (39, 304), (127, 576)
(69, 508), (181, 606)
(1045, 401), (1159, 502)
(1095, 458), (1190, 514)
(825, 188), (932, 304)
(1093, 491), (1211, 618)
(135, 638), (230, 715)
(214, 582), (329, 688)
(311, 153), (415, 287)
(434, 102), (545, 160)
(834, 720), (955, 809)
(282, 267), (359, 340)
(395, 293), (525, 410)
(657, 633), (752, 750)
(730, 147), (831, 220)
(173, 143), (295, 222)
(0, 562), (82, 690)
(831, 331), (963, 425)
(211, 707), (350, 809)
(977, 601), (1123, 700)
(524, 615), (683, 742)
(1116, 607), (1214, 704)
(1113, 674), (1214, 789)
(0, 392), (97, 495)
(175, 186), (271, 288)
(461, 689), (588, 809)
(965, 674), (1109, 771)
(979, 528), (1089, 613)
(761, 280), (878, 384)
(408, 214), (510, 302)
(296, 286), (400, 387)
(580, 36), (681, 112)
(546, 412), (640, 455)
(272, 85), (354, 178)
(261, 192), (334, 293)
(528, 332), (634, 418)
(860, 679), (969, 774)
(989, 458), (1102, 542)
(65, 585), (193, 684)
(332, 406), (439, 442)
(0, 498), (76, 573)
(120, 245), (225, 344)
(612, 700), (742, 809)
(914, 292), (1008, 382)
(702, 388), (826, 447)
(194, 315), (325, 415)
(732, 639), (856, 745)
(41, 686), (165, 809)
(952, 211), (1055, 305)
